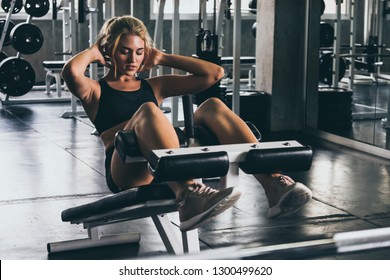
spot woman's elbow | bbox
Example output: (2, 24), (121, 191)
(62, 63), (80, 83)
(214, 65), (225, 83)
(61, 63), (72, 82)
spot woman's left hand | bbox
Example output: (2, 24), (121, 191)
(139, 48), (164, 72)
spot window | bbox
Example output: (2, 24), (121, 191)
(322, 0), (349, 19)
(150, 0), (256, 20)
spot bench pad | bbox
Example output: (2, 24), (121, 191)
(61, 183), (175, 222)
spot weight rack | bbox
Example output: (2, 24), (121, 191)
(0, 0), (71, 105)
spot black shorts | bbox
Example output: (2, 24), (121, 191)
(105, 146), (161, 193)
(104, 145), (123, 193)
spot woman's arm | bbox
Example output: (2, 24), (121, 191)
(144, 48), (224, 101)
(62, 44), (107, 103)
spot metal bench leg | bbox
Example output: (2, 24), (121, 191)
(151, 213), (200, 255)
(45, 71), (62, 97)
(53, 72), (62, 97)
(219, 162), (240, 189)
(152, 214), (184, 255)
(45, 71), (53, 95)
(182, 229), (200, 254)
(47, 226), (141, 253)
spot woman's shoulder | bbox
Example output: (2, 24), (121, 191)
(139, 77), (162, 103)
(98, 78), (108, 86)
(139, 77), (154, 90)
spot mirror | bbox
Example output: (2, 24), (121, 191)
(318, 0), (390, 150)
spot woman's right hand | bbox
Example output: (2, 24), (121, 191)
(92, 39), (112, 68)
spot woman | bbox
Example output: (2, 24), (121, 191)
(62, 15), (312, 232)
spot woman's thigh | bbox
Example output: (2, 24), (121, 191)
(110, 149), (153, 190)
(108, 102), (175, 190)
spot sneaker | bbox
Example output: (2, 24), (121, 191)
(267, 175), (312, 218)
(178, 183), (241, 232)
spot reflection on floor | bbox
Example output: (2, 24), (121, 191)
(1, 88), (390, 260)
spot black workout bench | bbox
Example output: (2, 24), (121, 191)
(47, 96), (313, 256)
(47, 138), (312, 255)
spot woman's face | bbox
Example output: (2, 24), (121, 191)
(113, 34), (145, 76)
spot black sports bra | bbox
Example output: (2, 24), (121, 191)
(93, 79), (158, 134)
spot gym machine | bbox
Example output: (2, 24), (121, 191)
(193, 0), (224, 105)
(319, 0), (390, 88)
(56, 0), (99, 119)
(47, 94), (313, 255)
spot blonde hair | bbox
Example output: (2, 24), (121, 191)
(96, 15), (153, 74)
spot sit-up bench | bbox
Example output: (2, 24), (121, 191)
(220, 56), (256, 86)
(43, 61), (66, 97)
(43, 61), (106, 119)
(47, 132), (312, 255)
(47, 183), (201, 255)
(221, 56), (256, 74)
(47, 94), (312, 255)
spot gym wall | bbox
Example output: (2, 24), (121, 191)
(1, 0), (257, 84)
(2, 1), (389, 84)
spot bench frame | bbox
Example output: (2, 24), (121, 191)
(47, 199), (200, 255)
(47, 140), (311, 255)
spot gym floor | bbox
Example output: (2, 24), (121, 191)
(1, 84), (390, 260)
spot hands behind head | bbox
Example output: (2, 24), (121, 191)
(138, 48), (164, 73)
(93, 38), (112, 68)
(91, 43), (164, 73)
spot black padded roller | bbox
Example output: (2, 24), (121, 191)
(150, 151), (230, 181)
(239, 146), (313, 174)
(115, 129), (188, 163)
(115, 130), (142, 162)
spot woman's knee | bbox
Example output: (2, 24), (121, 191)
(200, 97), (226, 110)
(137, 102), (163, 118)
(195, 97), (229, 122)
(126, 102), (164, 128)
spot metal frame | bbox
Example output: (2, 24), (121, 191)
(332, 1), (342, 88)
(232, 0), (241, 115)
(146, 140), (308, 189)
(47, 199), (200, 255)
(48, 140), (308, 254)
(48, 228), (141, 253)
(150, 144), (236, 188)
(170, 0), (181, 127)
(0, 0), (16, 52)
(304, 126), (390, 159)
(61, 0), (93, 118)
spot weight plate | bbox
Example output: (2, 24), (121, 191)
(320, 23), (334, 48)
(0, 57), (36, 97)
(252, 22), (257, 38)
(1, 0), (23, 14)
(25, 0), (50, 18)
(10, 23), (44, 54)
(0, 19), (15, 46)
(319, 53), (346, 86)
(248, 0), (257, 14)
(321, 0), (326, 15)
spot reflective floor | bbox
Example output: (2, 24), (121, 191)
(1, 88), (390, 260)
